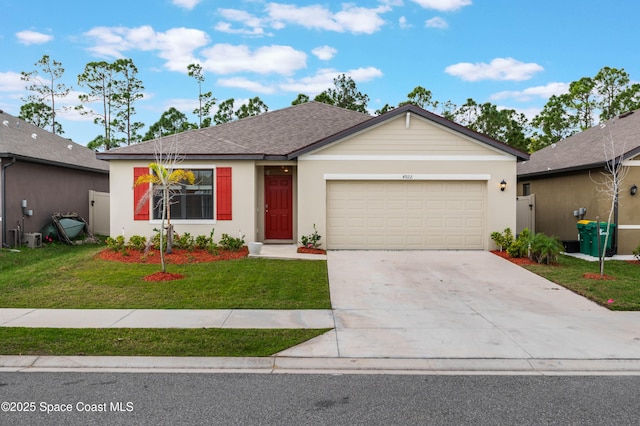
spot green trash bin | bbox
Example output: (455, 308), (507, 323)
(589, 222), (615, 257)
(576, 220), (592, 255)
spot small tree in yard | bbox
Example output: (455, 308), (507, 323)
(134, 137), (194, 273)
(590, 130), (629, 276)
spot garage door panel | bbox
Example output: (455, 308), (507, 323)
(327, 180), (486, 250)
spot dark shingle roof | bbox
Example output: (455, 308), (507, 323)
(0, 110), (109, 172)
(98, 102), (530, 161)
(518, 109), (640, 178)
(98, 101), (373, 160)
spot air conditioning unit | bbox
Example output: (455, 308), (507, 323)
(23, 232), (42, 248)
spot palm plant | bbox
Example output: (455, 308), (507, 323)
(530, 233), (564, 265)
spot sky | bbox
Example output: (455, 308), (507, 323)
(1, 0), (638, 145)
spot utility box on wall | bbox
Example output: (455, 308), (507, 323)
(23, 232), (42, 248)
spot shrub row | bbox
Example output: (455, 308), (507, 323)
(105, 229), (245, 253)
(491, 228), (564, 265)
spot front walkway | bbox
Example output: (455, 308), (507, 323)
(249, 243), (327, 260)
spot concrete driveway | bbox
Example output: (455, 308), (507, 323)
(279, 251), (640, 359)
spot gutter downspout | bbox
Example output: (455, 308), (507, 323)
(2, 157), (17, 247)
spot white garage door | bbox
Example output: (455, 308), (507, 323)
(327, 180), (486, 249)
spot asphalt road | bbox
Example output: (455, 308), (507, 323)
(2, 372), (640, 425)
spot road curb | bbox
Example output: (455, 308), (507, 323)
(3, 355), (640, 375)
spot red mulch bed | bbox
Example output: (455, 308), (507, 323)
(583, 272), (616, 280)
(491, 250), (539, 266)
(96, 246), (249, 264)
(97, 247), (249, 282)
(297, 247), (327, 255)
(143, 272), (185, 282)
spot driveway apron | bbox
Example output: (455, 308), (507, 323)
(278, 251), (640, 359)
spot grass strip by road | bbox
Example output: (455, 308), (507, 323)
(521, 255), (640, 311)
(0, 245), (330, 309)
(0, 328), (330, 357)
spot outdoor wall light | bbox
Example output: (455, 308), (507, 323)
(500, 180), (507, 191)
(631, 184), (638, 196)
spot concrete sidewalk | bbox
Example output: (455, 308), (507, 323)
(0, 308), (333, 329)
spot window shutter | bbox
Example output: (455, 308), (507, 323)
(216, 167), (232, 220)
(133, 167), (150, 220)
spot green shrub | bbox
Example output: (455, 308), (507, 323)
(530, 233), (563, 264)
(490, 228), (514, 251)
(150, 228), (167, 251)
(195, 234), (210, 250)
(220, 233), (245, 251)
(507, 228), (532, 258)
(174, 232), (195, 251)
(300, 224), (322, 249)
(105, 236), (126, 252)
(127, 235), (147, 251)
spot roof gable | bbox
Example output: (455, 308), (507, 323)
(309, 108), (517, 158)
(0, 110), (108, 172)
(290, 104), (529, 161)
(518, 109), (640, 178)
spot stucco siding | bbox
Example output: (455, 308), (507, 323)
(4, 161), (108, 242)
(519, 166), (640, 254)
(109, 160), (256, 242)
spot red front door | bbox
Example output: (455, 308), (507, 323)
(265, 174), (293, 239)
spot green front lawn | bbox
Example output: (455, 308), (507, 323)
(521, 255), (640, 311)
(0, 243), (331, 356)
(0, 244), (330, 309)
(0, 328), (329, 357)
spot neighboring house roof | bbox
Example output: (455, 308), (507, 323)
(97, 101), (529, 161)
(0, 110), (109, 173)
(518, 109), (640, 179)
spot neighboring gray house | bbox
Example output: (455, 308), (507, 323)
(0, 110), (109, 247)
(517, 109), (640, 254)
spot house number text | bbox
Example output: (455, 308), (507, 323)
(402, 174), (413, 180)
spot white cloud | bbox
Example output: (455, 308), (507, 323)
(214, 22), (267, 36)
(172, 0), (202, 10)
(312, 46), (337, 60)
(217, 77), (277, 94)
(411, 0), (472, 11)
(266, 3), (390, 34)
(425, 16), (448, 28)
(201, 44), (307, 76)
(279, 67), (383, 95)
(50, 90), (97, 122)
(491, 82), (570, 102)
(0, 71), (25, 92)
(15, 30), (53, 45)
(445, 58), (544, 82)
(216, 8), (269, 36)
(399, 16), (411, 29)
(83, 26), (209, 71)
(161, 98), (198, 114)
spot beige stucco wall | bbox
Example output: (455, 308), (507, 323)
(297, 113), (519, 250)
(108, 160), (257, 243)
(519, 164), (640, 254)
